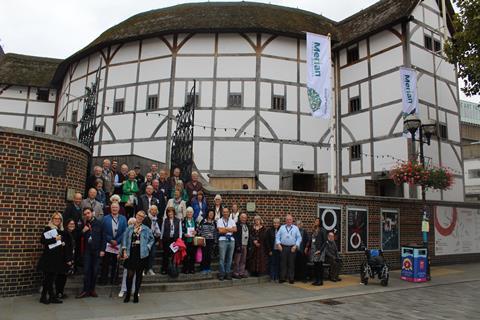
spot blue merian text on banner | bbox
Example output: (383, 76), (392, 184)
(399, 67), (419, 137)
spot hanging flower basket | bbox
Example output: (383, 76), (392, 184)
(423, 166), (454, 190)
(389, 161), (454, 190)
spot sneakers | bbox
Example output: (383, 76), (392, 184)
(118, 291), (125, 298)
(148, 269), (156, 276)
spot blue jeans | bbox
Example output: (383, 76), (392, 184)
(83, 249), (100, 293)
(218, 239), (235, 275)
(147, 241), (157, 271)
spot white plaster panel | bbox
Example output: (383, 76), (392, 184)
(283, 144), (314, 171)
(299, 62), (306, 85)
(446, 113), (460, 143)
(178, 34), (215, 54)
(214, 141), (254, 171)
(201, 81), (213, 108)
(369, 29), (402, 54)
(133, 140), (167, 163)
(148, 83), (159, 95)
(341, 127), (352, 144)
(230, 81), (241, 92)
(107, 64), (137, 87)
(299, 87), (310, 113)
(123, 87), (134, 112)
(350, 85), (359, 97)
(214, 110), (255, 137)
(299, 40), (306, 60)
(423, 6), (440, 29)
(141, 38), (172, 59)
(351, 155), (361, 175)
(341, 148), (350, 174)
(116, 87), (126, 99)
(45, 118), (53, 134)
(417, 73), (436, 105)
(261, 57), (297, 82)
(173, 81), (186, 107)
(371, 71), (402, 106)
(340, 60), (368, 86)
(111, 41), (139, 64)
(423, 0), (440, 12)
(362, 143), (372, 173)
(343, 177), (366, 196)
(218, 34), (255, 54)
(28, 101), (55, 116)
(192, 110), (212, 137)
(273, 84), (284, 95)
(261, 111), (296, 140)
(262, 36), (297, 59)
(217, 57), (256, 78)
(342, 112), (370, 141)
(409, 22), (424, 45)
(442, 177), (464, 202)
(361, 82), (370, 109)
(359, 40), (368, 59)
(244, 82), (255, 108)
(216, 81), (228, 108)
(0, 99), (26, 113)
(259, 174), (280, 190)
(410, 45), (434, 72)
(437, 81), (458, 112)
(136, 85), (147, 111)
(370, 46), (403, 76)
(341, 89), (349, 115)
(300, 115), (329, 143)
(134, 112), (162, 139)
(104, 114), (133, 140)
(88, 53), (103, 73)
(139, 58), (172, 82)
(101, 143), (130, 156)
(339, 49), (347, 67)
(1, 86), (28, 99)
(0, 114), (24, 129)
(373, 103), (402, 137)
(159, 82), (170, 108)
(436, 60), (457, 83)
(103, 90), (115, 115)
(259, 142), (280, 172)
(440, 142), (462, 172)
(317, 147), (331, 173)
(260, 82), (271, 108)
(425, 188), (442, 201)
(373, 138), (408, 171)
(69, 78), (86, 99)
(260, 121), (275, 139)
(72, 58), (89, 80)
(193, 141), (210, 171)
(286, 85), (297, 112)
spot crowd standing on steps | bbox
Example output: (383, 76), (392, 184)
(37, 159), (342, 304)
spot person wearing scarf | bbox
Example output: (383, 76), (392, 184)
(165, 188), (187, 220)
(37, 212), (65, 304)
(122, 170), (139, 219)
(182, 207), (197, 274)
(121, 210), (154, 303)
(160, 206), (182, 275)
(143, 205), (162, 276)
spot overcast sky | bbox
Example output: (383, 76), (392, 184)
(0, 0), (477, 102)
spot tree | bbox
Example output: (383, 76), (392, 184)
(444, 0), (480, 96)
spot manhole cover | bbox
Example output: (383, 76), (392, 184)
(317, 299), (344, 306)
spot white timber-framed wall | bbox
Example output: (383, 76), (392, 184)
(0, 85), (56, 134)
(336, 0), (464, 201)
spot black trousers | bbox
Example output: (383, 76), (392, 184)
(100, 252), (118, 284)
(326, 257), (342, 280)
(126, 264), (145, 295)
(313, 262), (324, 283)
(183, 242), (196, 272)
(280, 245), (296, 281)
(41, 272), (56, 299)
(201, 239), (214, 270)
(295, 251), (307, 281)
(162, 239), (174, 272)
(55, 274), (67, 295)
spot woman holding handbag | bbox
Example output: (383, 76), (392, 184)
(198, 209), (217, 273)
(181, 207), (197, 274)
(121, 210), (154, 303)
(122, 170), (139, 219)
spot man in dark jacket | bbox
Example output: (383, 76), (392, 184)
(232, 213), (251, 279)
(137, 185), (161, 213)
(85, 166), (105, 196)
(151, 180), (167, 213)
(324, 232), (342, 282)
(295, 220), (310, 282)
(63, 192), (83, 269)
(76, 208), (104, 298)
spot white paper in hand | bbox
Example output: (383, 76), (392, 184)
(169, 242), (179, 253)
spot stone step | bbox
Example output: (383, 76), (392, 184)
(67, 271), (218, 284)
(63, 275), (270, 295)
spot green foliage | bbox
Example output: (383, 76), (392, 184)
(444, 0), (480, 96)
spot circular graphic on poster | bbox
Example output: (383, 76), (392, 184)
(321, 209), (337, 231)
(434, 207), (458, 237)
(349, 232), (362, 249)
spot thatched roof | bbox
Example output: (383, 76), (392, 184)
(0, 53), (61, 88)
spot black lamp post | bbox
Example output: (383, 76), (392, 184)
(404, 114), (436, 281)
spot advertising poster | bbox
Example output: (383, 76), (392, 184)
(317, 204), (342, 251)
(381, 209), (400, 251)
(347, 208), (368, 252)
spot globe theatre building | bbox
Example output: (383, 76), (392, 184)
(0, 0), (465, 201)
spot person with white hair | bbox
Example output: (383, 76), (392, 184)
(81, 188), (104, 220)
(182, 207), (197, 274)
(118, 217), (137, 298)
(185, 171), (203, 201)
(105, 194), (126, 216)
(142, 205), (162, 275)
(213, 194), (224, 220)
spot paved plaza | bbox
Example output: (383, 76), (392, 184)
(1, 263), (479, 320)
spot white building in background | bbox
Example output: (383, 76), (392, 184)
(0, 0), (466, 201)
(460, 100), (480, 202)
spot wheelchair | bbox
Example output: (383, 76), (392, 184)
(360, 248), (389, 286)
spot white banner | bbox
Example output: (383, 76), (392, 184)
(306, 33), (331, 119)
(399, 67), (418, 116)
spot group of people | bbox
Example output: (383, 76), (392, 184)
(37, 159), (343, 305)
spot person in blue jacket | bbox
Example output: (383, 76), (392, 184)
(99, 202), (127, 285)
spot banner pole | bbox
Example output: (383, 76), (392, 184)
(329, 33), (336, 194)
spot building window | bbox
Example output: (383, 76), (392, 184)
(113, 99), (124, 113)
(434, 40), (442, 53)
(71, 110), (78, 122)
(424, 35), (433, 51)
(36, 88), (49, 102)
(468, 169), (480, 179)
(34, 125), (45, 133)
(347, 45), (359, 64)
(147, 95), (158, 110)
(439, 123), (448, 139)
(228, 93), (242, 107)
(350, 144), (362, 161)
(272, 95), (286, 111)
(349, 97), (361, 113)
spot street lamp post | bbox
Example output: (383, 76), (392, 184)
(404, 114), (436, 281)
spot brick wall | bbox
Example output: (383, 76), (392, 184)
(206, 190), (480, 273)
(0, 127), (89, 297)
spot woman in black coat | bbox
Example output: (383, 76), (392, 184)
(37, 212), (65, 304)
(55, 219), (76, 299)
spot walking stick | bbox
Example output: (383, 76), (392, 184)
(109, 255), (121, 298)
